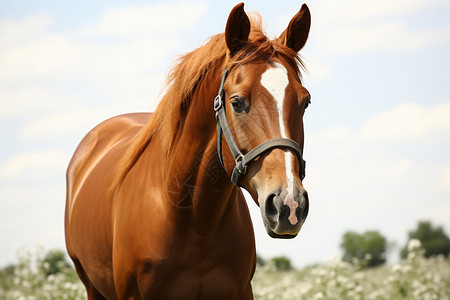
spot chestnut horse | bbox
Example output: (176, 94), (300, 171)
(65, 3), (311, 299)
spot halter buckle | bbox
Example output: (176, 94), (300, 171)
(214, 94), (223, 112)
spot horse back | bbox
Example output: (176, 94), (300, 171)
(66, 112), (151, 221)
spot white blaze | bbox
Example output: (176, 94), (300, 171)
(261, 63), (297, 224)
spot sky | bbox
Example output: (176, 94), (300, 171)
(1, 0), (450, 269)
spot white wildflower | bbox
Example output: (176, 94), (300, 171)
(313, 292), (324, 299)
(407, 239), (422, 252)
(353, 272), (364, 280)
(337, 275), (349, 284)
(407, 251), (416, 260)
(402, 264), (412, 273)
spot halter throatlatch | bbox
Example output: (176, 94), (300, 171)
(214, 69), (306, 187)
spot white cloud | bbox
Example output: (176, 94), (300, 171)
(309, 125), (351, 144)
(18, 109), (98, 141)
(360, 101), (450, 141)
(0, 0), (207, 85)
(0, 14), (52, 49)
(0, 32), (70, 83)
(319, 21), (450, 55)
(80, 1), (207, 37)
(67, 36), (176, 85)
(440, 164), (450, 191)
(0, 149), (69, 180)
(12, 71), (166, 142)
(301, 55), (333, 82)
(0, 0), (208, 142)
(0, 87), (55, 118)
(310, 0), (450, 55)
(0, 20), (174, 85)
(274, 0), (449, 79)
(315, 0), (443, 25)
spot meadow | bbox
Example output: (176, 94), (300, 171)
(1, 242), (449, 300)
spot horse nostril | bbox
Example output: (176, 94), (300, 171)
(265, 194), (277, 219)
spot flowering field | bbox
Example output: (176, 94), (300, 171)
(1, 242), (449, 300)
(253, 243), (450, 300)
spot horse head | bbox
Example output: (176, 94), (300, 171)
(219, 3), (311, 238)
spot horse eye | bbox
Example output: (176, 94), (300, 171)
(232, 100), (241, 109)
(230, 97), (245, 113)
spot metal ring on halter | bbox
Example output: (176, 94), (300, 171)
(235, 155), (247, 174)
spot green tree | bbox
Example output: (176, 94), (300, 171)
(0, 264), (16, 291)
(270, 256), (293, 271)
(39, 249), (72, 277)
(400, 221), (450, 259)
(340, 230), (387, 268)
(256, 253), (266, 267)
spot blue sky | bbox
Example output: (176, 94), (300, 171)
(1, 0), (450, 268)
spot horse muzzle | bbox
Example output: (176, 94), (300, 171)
(260, 186), (309, 239)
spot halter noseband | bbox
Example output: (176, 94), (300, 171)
(214, 69), (306, 187)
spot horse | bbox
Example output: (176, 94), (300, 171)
(65, 3), (311, 299)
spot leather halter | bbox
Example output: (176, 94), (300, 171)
(214, 69), (306, 187)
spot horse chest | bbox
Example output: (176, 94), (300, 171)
(120, 224), (255, 298)
(140, 255), (253, 299)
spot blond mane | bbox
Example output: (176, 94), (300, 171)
(113, 14), (305, 188)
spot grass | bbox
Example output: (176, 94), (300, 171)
(1, 242), (449, 299)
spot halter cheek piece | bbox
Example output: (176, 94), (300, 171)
(214, 69), (306, 187)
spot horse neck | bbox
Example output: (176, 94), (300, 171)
(162, 67), (240, 231)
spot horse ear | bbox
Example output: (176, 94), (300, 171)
(225, 3), (251, 56)
(277, 4), (311, 52)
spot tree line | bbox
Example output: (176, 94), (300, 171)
(1, 220), (448, 279)
(340, 220), (450, 269)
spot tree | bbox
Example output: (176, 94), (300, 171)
(400, 221), (450, 259)
(38, 249), (72, 277)
(340, 230), (387, 268)
(270, 256), (293, 271)
(256, 253), (266, 267)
